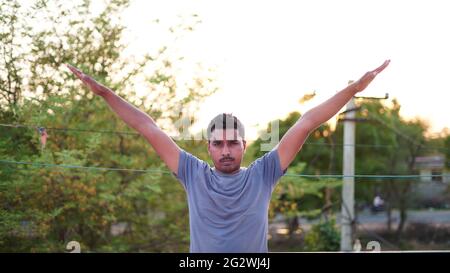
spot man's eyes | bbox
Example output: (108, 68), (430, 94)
(212, 141), (239, 146)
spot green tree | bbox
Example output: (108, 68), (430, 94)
(349, 99), (428, 239)
(250, 93), (341, 236)
(1, 0), (216, 252)
(445, 135), (450, 168)
(251, 96), (438, 248)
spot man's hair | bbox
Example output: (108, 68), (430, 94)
(207, 113), (245, 140)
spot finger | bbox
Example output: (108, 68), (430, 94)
(66, 64), (82, 78)
(66, 64), (75, 74)
(65, 63), (75, 70)
(66, 63), (82, 73)
(66, 66), (92, 89)
(67, 65), (91, 85)
(373, 59), (390, 74)
(66, 64), (79, 73)
(66, 64), (87, 77)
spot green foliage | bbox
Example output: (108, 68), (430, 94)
(445, 136), (450, 168)
(251, 96), (448, 247)
(304, 218), (340, 251)
(1, 0), (448, 253)
(0, 0), (216, 252)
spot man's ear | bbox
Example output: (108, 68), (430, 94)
(243, 140), (247, 151)
(207, 140), (211, 155)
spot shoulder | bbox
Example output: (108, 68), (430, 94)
(176, 150), (210, 183)
(248, 149), (282, 169)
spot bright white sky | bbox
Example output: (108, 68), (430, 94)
(110, 0), (449, 140)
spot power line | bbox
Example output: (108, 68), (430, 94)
(0, 159), (172, 174)
(303, 142), (395, 148)
(362, 107), (447, 152)
(285, 173), (448, 179)
(1, 122), (448, 151)
(0, 123), (139, 136)
(367, 113), (426, 148)
(1, 159), (448, 180)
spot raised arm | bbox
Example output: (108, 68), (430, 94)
(66, 64), (181, 174)
(276, 60), (390, 171)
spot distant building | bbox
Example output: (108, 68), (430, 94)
(413, 155), (449, 207)
(414, 155), (449, 183)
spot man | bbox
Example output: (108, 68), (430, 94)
(66, 59), (390, 252)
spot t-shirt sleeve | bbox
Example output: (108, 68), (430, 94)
(251, 148), (287, 189)
(175, 149), (206, 190)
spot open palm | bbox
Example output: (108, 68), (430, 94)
(66, 64), (108, 96)
(354, 60), (390, 92)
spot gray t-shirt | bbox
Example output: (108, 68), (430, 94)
(176, 149), (286, 253)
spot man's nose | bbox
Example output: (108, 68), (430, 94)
(221, 143), (230, 155)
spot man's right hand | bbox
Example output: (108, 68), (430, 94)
(66, 64), (181, 175)
(66, 64), (109, 97)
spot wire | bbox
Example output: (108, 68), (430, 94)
(303, 142), (396, 148)
(368, 114), (423, 146)
(284, 173), (448, 179)
(363, 109), (446, 153)
(0, 159), (172, 174)
(0, 123), (140, 136)
(1, 159), (448, 180)
(1, 122), (448, 151)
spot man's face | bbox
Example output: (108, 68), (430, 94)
(208, 129), (246, 174)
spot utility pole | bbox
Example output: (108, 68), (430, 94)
(339, 81), (389, 251)
(341, 83), (356, 251)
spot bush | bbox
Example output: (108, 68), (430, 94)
(304, 218), (340, 251)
